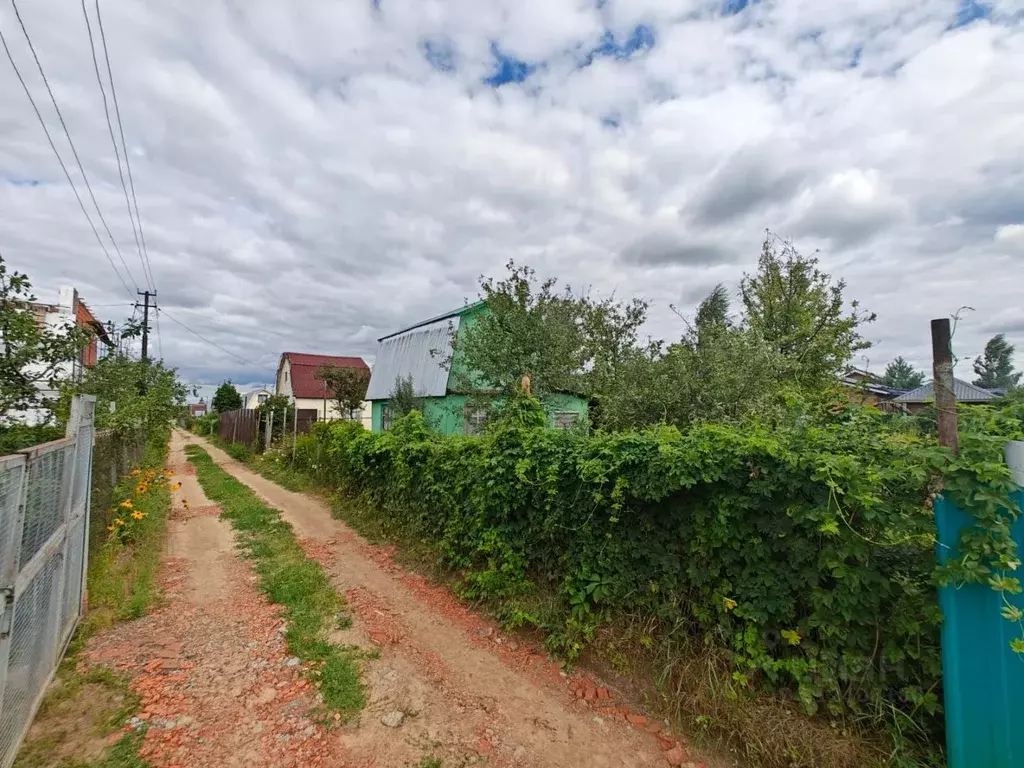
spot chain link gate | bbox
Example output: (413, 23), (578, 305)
(0, 396), (95, 767)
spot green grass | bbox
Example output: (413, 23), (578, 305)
(184, 445), (366, 718)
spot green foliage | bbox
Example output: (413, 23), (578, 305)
(191, 412), (219, 437)
(882, 357), (926, 391)
(973, 333), (1021, 390)
(389, 375), (422, 417)
(257, 394), (294, 444)
(185, 445), (366, 718)
(290, 391), (1017, 752)
(0, 422), (63, 453)
(58, 355), (186, 437)
(448, 260), (647, 410)
(0, 254), (89, 419)
(317, 364), (369, 420)
(741, 234), (876, 387)
(211, 380), (242, 412)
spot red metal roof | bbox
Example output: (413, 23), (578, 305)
(281, 353), (369, 399)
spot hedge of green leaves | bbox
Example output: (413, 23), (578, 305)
(293, 392), (1024, 742)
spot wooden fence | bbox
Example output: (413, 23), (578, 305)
(217, 408), (320, 449)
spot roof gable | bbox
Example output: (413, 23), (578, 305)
(366, 314), (460, 399)
(893, 377), (1000, 403)
(280, 353), (369, 399)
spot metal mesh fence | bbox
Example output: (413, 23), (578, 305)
(0, 396), (98, 768)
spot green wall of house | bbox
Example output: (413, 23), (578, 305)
(371, 393), (588, 436)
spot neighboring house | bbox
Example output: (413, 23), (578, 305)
(840, 368), (904, 408)
(189, 400), (208, 418)
(275, 352), (371, 428)
(892, 378), (1003, 413)
(365, 302), (589, 435)
(243, 388), (272, 410)
(13, 286), (112, 425)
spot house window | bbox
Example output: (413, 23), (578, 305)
(381, 405), (393, 431)
(551, 412), (579, 430)
(258, 394), (268, 405)
(464, 405), (487, 436)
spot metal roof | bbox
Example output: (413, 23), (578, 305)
(279, 353), (369, 399)
(366, 315), (459, 400)
(378, 301), (484, 342)
(893, 378), (1001, 403)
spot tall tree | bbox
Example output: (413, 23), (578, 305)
(211, 380), (242, 412)
(449, 260), (648, 405)
(740, 234), (875, 385)
(973, 334), (1021, 390)
(0, 254), (88, 420)
(317, 364), (369, 420)
(881, 356), (925, 391)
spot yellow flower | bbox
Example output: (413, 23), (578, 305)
(131, 511), (144, 520)
(114, 518), (125, 526)
(723, 597), (737, 612)
(171, 482), (182, 491)
(107, 525), (115, 532)
(119, 500), (133, 509)
(130, 468), (141, 477)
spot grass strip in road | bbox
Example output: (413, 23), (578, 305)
(184, 445), (366, 720)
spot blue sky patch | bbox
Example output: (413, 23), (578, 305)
(482, 42), (537, 86)
(580, 25), (655, 67)
(722, 0), (755, 16)
(951, 0), (992, 28)
(422, 39), (456, 72)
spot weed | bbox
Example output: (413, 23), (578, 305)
(184, 445), (366, 718)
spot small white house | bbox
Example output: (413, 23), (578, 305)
(243, 389), (273, 410)
(274, 352), (371, 429)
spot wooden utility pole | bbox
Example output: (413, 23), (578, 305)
(931, 318), (959, 454)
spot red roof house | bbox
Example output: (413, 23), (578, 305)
(275, 352), (370, 422)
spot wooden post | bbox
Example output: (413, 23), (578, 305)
(231, 411), (238, 444)
(292, 405), (298, 463)
(931, 318), (959, 454)
(266, 409), (274, 452)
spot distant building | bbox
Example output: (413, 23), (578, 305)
(365, 302), (589, 435)
(243, 388), (272, 410)
(892, 378), (1003, 413)
(12, 286), (112, 426)
(189, 400), (208, 418)
(840, 367), (904, 409)
(274, 353), (371, 429)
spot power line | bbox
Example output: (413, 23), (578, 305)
(158, 308), (274, 371)
(7, 0), (140, 292)
(80, 0), (148, 291)
(0, 18), (134, 300)
(93, 0), (155, 291)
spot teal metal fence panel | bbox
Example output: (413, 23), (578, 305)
(936, 486), (1024, 768)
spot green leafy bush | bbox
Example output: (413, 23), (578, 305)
(292, 392), (1023, 752)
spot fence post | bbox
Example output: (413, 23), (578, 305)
(231, 411), (238, 443)
(265, 409), (273, 452)
(292, 406), (298, 463)
(931, 318), (958, 454)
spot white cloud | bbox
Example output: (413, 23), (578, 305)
(0, 0), (1021, 392)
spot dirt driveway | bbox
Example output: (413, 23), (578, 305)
(87, 430), (706, 767)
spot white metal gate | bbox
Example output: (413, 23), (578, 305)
(0, 396), (95, 767)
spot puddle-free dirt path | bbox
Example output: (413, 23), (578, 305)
(184, 431), (707, 768)
(85, 431), (340, 767)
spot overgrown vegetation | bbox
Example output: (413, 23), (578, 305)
(184, 445), (367, 719)
(285, 389), (1024, 767)
(317, 363), (370, 421)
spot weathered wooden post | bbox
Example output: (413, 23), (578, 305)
(266, 408), (274, 452)
(292, 404), (298, 463)
(930, 318), (958, 453)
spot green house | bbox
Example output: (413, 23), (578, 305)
(365, 302), (589, 435)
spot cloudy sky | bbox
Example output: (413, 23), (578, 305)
(2, 0), (1022, 397)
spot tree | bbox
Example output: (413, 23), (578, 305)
(212, 380), (242, 412)
(449, 260), (648, 406)
(881, 357), (925, 391)
(389, 375), (421, 417)
(740, 234), (875, 386)
(0, 254), (88, 420)
(973, 334), (1021, 390)
(316, 364), (369, 420)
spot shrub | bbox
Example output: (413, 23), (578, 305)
(292, 392), (1023, 755)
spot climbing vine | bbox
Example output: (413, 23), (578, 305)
(292, 390), (1024, 751)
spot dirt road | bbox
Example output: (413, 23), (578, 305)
(89, 430), (704, 767)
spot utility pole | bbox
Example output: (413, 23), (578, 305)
(136, 290), (156, 362)
(931, 318), (958, 454)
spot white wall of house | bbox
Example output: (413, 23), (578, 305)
(291, 397), (371, 429)
(244, 390), (272, 410)
(9, 287), (78, 426)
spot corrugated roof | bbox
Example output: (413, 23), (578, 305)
(378, 301), (484, 342)
(366, 315), (459, 400)
(280, 353), (369, 399)
(893, 378), (1000, 403)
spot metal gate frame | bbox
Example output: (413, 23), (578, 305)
(0, 396), (95, 768)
